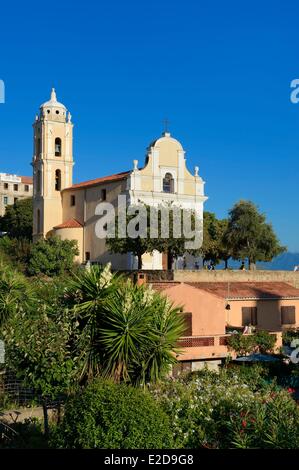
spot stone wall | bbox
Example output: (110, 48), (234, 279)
(173, 270), (299, 288)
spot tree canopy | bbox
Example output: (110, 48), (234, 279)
(224, 200), (286, 269)
(0, 197), (33, 240)
(106, 203), (202, 269)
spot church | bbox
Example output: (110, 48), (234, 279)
(32, 89), (207, 270)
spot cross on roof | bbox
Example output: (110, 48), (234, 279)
(163, 118), (170, 133)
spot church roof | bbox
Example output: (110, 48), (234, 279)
(64, 170), (130, 190)
(54, 218), (83, 229)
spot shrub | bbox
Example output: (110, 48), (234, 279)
(254, 330), (276, 354)
(150, 368), (299, 449)
(227, 330), (276, 356)
(227, 332), (255, 356)
(50, 379), (174, 449)
(27, 236), (79, 277)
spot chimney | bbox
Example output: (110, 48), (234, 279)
(136, 272), (147, 286)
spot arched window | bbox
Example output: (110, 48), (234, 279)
(37, 209), (41, 233)
(55, 138), (62, 156)
(37, 169), (41, 193)
(36, 137), (41, 158)
(163, 172), (174, 193)
(55, 169), (61, 191)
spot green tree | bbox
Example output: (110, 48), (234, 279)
(0, 198), (33, 240)
(50, 379), (174, 449)
(3, 308), (78, 398)
(217, 218), (233, 269)
(201, 213), (232, 268)
(224, 200), (286, 270)
(107, 203), (201, 269)
(27, 235), (79, 276)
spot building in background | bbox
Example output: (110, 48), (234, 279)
(32, 89), (207, 269)
(0, 173), (33, 217)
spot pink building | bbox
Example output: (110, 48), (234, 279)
(150, 281), (299, 372)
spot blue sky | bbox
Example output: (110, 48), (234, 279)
(0, 0), (298, 250)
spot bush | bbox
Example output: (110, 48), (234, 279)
(150, 368), (299, 449)
(27, 236), (79, 277)
(50, 379), (174, 449)
(227, 332), (255, 356)
(254, 330), (276, 354)
(227, 330), (276, 356)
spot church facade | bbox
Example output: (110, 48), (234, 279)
(32, 89), (207, 270)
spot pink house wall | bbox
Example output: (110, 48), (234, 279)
(161, 284), (226, 336)
(226, 298), (299, 330)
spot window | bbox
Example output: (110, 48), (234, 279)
(181, 312), (192, 336)
(163, 172), (174, 193)
(85, 252), (91, 261)
(100, 189), (107, 201)
(281, 306), (296, 325)
(4, 183), (8, 190)
(36, 137), (41, 157)
(24, 184), (29, 192)
(13, 184), (18, 191)
(37, 209), (41, 233)
(55, 138), (62, 156)
(70, 195), (76, 206)
(37, 170), (41, 193)
(55, 169), (61, 191)
(3, 196), (8, 205)
(56, 110), (59, 115)
(241, 307), (258, 326)
(14, 197), (18, 203)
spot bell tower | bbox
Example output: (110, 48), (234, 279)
(32, 88), (74, 239)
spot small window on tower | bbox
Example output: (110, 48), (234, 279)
(37, 209), (41, 233)
(36, 138), (41, 158)
(55, 169), (61, 191)
(100, 189), (107, 201)
(70, 195), (76, 206)
(56, 110), (59, 115)
(55, 138), (62, 157)
(37, 170), (41, 193)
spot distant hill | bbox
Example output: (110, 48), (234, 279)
(217, 253), (299, 271)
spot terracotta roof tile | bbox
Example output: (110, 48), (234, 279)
(54, 218), (83, 229)
(20, 176), (33, 184)
(185, 282), (299, 300)
(64, 171), (130, 190)
(150, 281), (182, 292)
(150, 281), (299, 299)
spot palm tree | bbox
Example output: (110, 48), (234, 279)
(0, 265), (34, 328)
(65, 264), (120, 382)
(66, 265), (185, 385)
